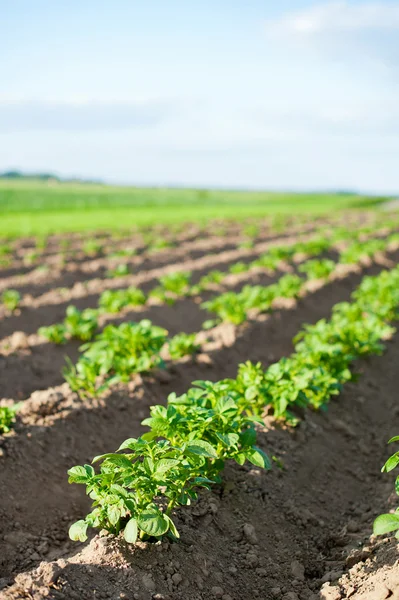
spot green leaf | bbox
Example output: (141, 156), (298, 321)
(138, 507), (169, 537)
(92, 453), (133, 468)
(124, 518), (138, 543)
(388, 436), (399, 444)
(143, 457), (154, 476)
(215, 396), (237, 414)
(186, 440), (218, 459)
(245, 386), (258, 401)
(153, 459), (180, 478)
(141, 431), (157, 442)
(67, 465), (92, 483)
(240, 428), (257, 447)
(117, 438), (138, 451)
(110, 484), (129, 498)
(373, 513), (399, 535)
(234, 453), (246, 465)
(165, 514), (180, 538)
(215, 432), (239, 447)
(192, 476), (215, 487)
(245, 446), (271, 469)
(382, 453), (399, 473)
(69, 520), (88, 542)
(107, 504), (121, 526)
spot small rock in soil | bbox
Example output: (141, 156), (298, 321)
(290, 560), (305, 581)
(320, 583), (342, 600)
(243, 523), (258, 544)
(211, 586), (224, 598)
(346, 519), (360, 533)
(246, 552), (259, 567)
(283, 592), (299, 600)
(142, 573), (156, 591)
(171, 573), (182, 586)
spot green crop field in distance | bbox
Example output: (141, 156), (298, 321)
(0, 179), (388, 236)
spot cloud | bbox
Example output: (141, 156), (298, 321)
(265, 2), (399, 37)
(0, 98), (175, 132)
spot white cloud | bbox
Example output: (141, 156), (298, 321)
(265, 2), (399, 37)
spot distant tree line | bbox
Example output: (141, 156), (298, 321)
(0, 170), (102, 184)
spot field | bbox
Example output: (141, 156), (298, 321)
(0, 179), (388, 236)
(1, 186), (399, 600)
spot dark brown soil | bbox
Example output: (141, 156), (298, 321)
(1, 214), (398, 600)
(2, 311), (399, 600)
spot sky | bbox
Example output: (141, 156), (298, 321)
(1, 0), (398, 192)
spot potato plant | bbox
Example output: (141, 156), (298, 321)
(202, 273), (303, 325)
(1, 289), (21, 312)
(39, 306), (99, 343)
(106, 264), (130, 278)
(167, 333), (200, 360)
(69, 264), (399, 545)
(64, 306), (99, 341)
(340, 239), (386, 264)
(99, 287), (146, 313)
(64, 320), (168, 396)
(159, 271), (192, 296)
(39, 323), (68, 344)
(299, 258), (335, 280)
(68, 388), (270, 543)
(0, 403), (21, 434)
(374, 436), (399, 538)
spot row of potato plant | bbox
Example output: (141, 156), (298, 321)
(37, 232), (330, 342)
(2, 215), (285, 268)
(0, 213), (391, 271)
(64, 322), (200, 397)
(201, 232), (399, 326)
(37, 225), (390, 343)
(59, 231), (399, 396)
(67, 264), (399, 544)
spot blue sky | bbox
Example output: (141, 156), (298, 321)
(1, 0), (398, 192)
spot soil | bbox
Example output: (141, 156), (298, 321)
(1, 214), (399, 600)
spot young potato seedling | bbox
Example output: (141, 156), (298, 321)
(168, 333), (200, 360)
(0, 403), (21, 434)
(374, 436), (399, 539)
(106, 264), (131, 278)
(1, 289), (21, 312)
(99, 287), (146, 313)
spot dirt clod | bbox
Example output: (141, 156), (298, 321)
(243, 523), (258, 545)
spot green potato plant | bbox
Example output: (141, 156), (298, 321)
(374, 437), (399, 539)
(64, 320), (168, 396)
(0, 403), (21, 434)
(340, 239), (386, 264)
(68, 386), (270, 544)
(167, 333), (200, 360)
(299, 258), (336, 281)
(68, 264), (399, 546)
(1, 289), (21, 312)
(99, 287), (146, 313)
(64, 306), (99, 341)
(229, 261), (248, 275)
(158, 271), (192, 297)
(83, 240), (103, 256)
(39, 323), (68, 344)
(106, 264), (130, 278)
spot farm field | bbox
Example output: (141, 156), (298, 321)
(1, 198), (399, 600)
(0, 179), (388, 236)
